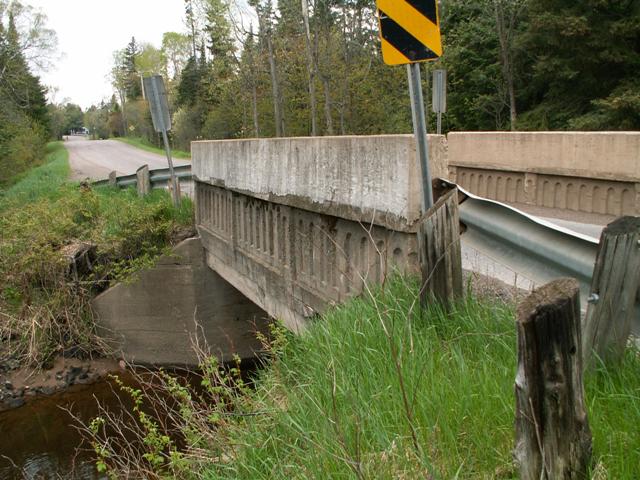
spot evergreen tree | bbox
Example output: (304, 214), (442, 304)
(177, 55), (202, 107)
(519, 0), (640, 130)
(123, 36), (142, 100)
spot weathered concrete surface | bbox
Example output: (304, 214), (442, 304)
(448, 132), (640, 216)
(92, 238), (268, 366)
(448, 132), (640, 182)
(192, 135), (447, 231)
(196, 182), (420, 331)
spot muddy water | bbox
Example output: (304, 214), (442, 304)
(0, 376), (136, 479)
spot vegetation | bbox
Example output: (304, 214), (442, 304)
(83, 0), (640, 152)
(0, 142), (194, 367)
(86, 277), (640, 479)
(0, 0), (53, 185)
(115, 136), (191, 159)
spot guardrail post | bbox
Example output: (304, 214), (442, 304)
(108, 171), (117, 187)
(136, 164), (151, 197)
(582, 216), (640, 366)
(515, 278), (591, 480)
(417, 184), (463, 309)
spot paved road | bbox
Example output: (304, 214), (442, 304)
(65, 136), (190, 181)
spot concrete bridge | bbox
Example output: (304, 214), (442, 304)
(94, 132), (640, 365)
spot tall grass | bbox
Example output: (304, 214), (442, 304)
(201, 277), (639, 479)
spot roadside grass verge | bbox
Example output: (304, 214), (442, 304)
(201, 277), (639, 479)
(0, 142), (194, 367)
(114, 136), (191, 160)
(0, 142), (70, 212)
(85, 276), (639, 478)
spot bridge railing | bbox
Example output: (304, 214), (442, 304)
(93, 164), (193, 190)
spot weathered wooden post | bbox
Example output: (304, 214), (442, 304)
(417, 185), (463, 308)
(515, 278), (592, 480)
(582, 216), (640, 366)
(136, 164), (151, 197)
(108, 170), (118, 187)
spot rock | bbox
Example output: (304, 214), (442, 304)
(55, 373), (63, 381)
(66, 366), (88, 385)
(4, 380), (13, 391)
(5, 397), (24, 409)
(40, 386), (56, 395)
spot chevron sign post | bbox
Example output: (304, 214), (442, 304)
(377, 0), (443, 210)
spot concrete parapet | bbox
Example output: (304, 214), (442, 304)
(448, 132), (640, 182)
(92, 238), (268, 366)
(192, 135), (447, 231)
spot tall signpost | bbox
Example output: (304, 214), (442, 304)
(143, 75), (181, 207)
(376, 0), (443, 211)
(432, 69), (447, 135)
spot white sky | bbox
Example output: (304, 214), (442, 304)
(27, 0), (187, 109)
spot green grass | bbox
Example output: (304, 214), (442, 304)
(0, 142), (194, 366)
(114, 136), (191, 159)
(203, 277), (639, 479)
(0, 142), (70, 212)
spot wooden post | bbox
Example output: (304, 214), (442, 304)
(515, 278), (592, 480)
(582, 216), (640, 366)
(417, 185), (463, 308)
(136, 164), (151, 197)
(108, 171), (118, 187)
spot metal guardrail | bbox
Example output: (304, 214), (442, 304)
(448, 180), (639, 333)
(93, 164), (193, 189)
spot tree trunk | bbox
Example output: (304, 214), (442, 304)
(494, 1), (517, 130)
(256, 8), (284, 138)
(266, 32), (283, 137)
(515, 278), (592, 480)
(118, 89), (128, 136)
(301, 0), (318, 136)
(251, 81), (260, 137)
(321, 75), (334, 135)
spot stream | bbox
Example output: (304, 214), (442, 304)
(0, 374), (136, 479)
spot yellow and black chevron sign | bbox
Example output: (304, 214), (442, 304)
(377, 0), (442, 65)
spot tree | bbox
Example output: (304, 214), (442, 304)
(123, 37), (142, 101)
(0, 0), (53, 183)
(519, 0), (640, 130)
(161, 32), (191, 79)
(136, 42), (165, 77)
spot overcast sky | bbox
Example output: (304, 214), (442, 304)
(27, 0), (186, 109)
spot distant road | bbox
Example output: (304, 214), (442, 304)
(65, 136), (190, 181)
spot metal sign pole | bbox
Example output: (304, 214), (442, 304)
(407, 62), (434, 211)
(160, 128), (180, 208)
(144, 75), (180, 208)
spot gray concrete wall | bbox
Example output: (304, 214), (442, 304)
(448, 132), (640, 182)
(196, 182), (419, 331)
(192, 135), (448, 231)
(448, 132), (640, 216)
(92, 238), (269, 366)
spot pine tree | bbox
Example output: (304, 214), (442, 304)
(123, 37), (142, 100)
